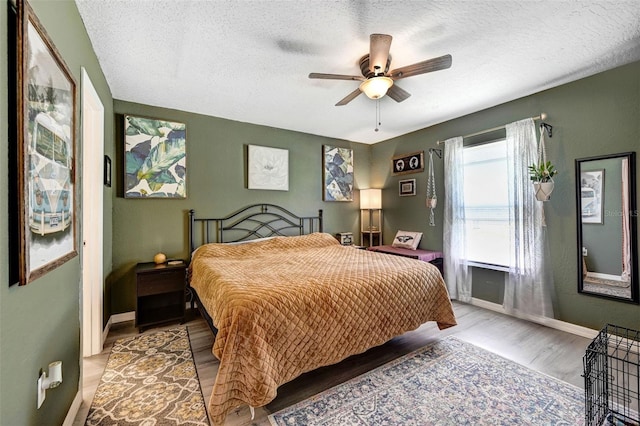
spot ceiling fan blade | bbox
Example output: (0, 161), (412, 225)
(309, 72), (364, 81)
(369, 34), (392, 74)
(335, 88), (363, 106)
(386, 84), (411, 103)
(389, 54), (452, 80)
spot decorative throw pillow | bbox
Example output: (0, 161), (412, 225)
(391, 230), (423, 250)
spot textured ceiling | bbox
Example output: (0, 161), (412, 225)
(75, 0), (640, 144)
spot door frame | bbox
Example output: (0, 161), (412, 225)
(81, 68), (105, 357)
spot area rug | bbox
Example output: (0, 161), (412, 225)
(85, 327), (209, 426)
(269, 337), (584, 425)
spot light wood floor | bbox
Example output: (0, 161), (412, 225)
(73, 302), (591, 425)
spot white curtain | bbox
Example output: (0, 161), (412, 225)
(504, 119), (555, 318)
(621, 157), (631, 282)
(443, 136), (472, 302)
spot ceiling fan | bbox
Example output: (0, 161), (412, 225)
(309, 34), (452, 106)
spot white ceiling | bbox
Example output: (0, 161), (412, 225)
(75, 0), (640, 144)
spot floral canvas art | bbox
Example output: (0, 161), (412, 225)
(124, 115), (186, 198)
(248, 145), (289, 191)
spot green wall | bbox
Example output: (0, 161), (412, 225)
(110, 101), (370, 314)
(0, 1), (114, 424)
(372, 61), (640, 330)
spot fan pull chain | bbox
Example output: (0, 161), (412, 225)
(375, 99), (381, 132)
(426, 150), (437, 226)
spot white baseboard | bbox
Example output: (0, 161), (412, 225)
(109, 301), (597, 340)
(98, 312), (136, 350)
(586, 271), (624, 281)
(103, 316), (112, 346)
(63, 390), (83, 426)
(111, 311), (135, 324)
(108, 302), (597, 339)
(470, 298), (599, 339)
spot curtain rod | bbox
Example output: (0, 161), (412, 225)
(436, 113), (548, 145)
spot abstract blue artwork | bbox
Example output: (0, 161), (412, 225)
(124, 115), (186, 198)
(323, 145), (353, 201)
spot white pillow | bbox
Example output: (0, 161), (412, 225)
(391, 230), (423, 250)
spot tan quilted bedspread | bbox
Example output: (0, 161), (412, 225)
(189, 232), (456, 424)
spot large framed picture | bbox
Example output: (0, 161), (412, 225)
(323, 145), (354, 201)
(247, 145), (289, 191)
(581, 169), (605, 224)
(392, 151), (424, 175)
(16, 0), (77, 285)
(124, 115), (187, 198)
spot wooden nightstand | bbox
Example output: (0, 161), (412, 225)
(135, 261), (187, 332)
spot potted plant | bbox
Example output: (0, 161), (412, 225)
(529, 161), (558, 201)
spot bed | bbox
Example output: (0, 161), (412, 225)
(187, 204), (457, 424)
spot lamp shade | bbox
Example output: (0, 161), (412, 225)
(360, 188), (382, 209)
(359, 76), (393, 100)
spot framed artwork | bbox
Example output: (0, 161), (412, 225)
(581, 169), (605, 224)
(104, 155), (111, 187)
(124, 115), (186, 198)
(392, 151), (424, 175)
(399, 179), (416, 196)
(247, 145), (289, 191)
(323, 145), (354, 201)
(17, 0), (77, 285)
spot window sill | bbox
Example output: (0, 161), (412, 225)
(465, 261), (510, 273)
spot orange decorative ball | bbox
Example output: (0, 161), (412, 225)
(153, 253), (167, 264)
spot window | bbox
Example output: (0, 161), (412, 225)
(463, 139), (511, 267)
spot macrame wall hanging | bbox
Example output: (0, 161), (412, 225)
(530, 122), (555, 202)
(426, 149), (440, 226)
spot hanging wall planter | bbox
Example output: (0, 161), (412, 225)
(534, 180), (555, 201)
(529, 161), (557, 201)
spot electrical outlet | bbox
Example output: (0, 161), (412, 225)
(37, 371), (46, 409)
(582, 247), (588, 256)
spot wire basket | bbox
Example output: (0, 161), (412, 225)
(584, 324), (640, 425)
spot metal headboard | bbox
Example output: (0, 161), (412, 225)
(188, 204), (323, 255)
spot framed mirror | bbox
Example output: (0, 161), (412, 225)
(576, 152), (638, 303)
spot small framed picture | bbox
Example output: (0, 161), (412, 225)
(104, 155), (111, 187)
(392, 151), (424, 175)
(399, 179), (416, 196)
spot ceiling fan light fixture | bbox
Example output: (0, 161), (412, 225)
(359, 76), (393, 99)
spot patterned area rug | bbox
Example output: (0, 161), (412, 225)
(85, 327), (209, 425)
(269, 337), (584, 425)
